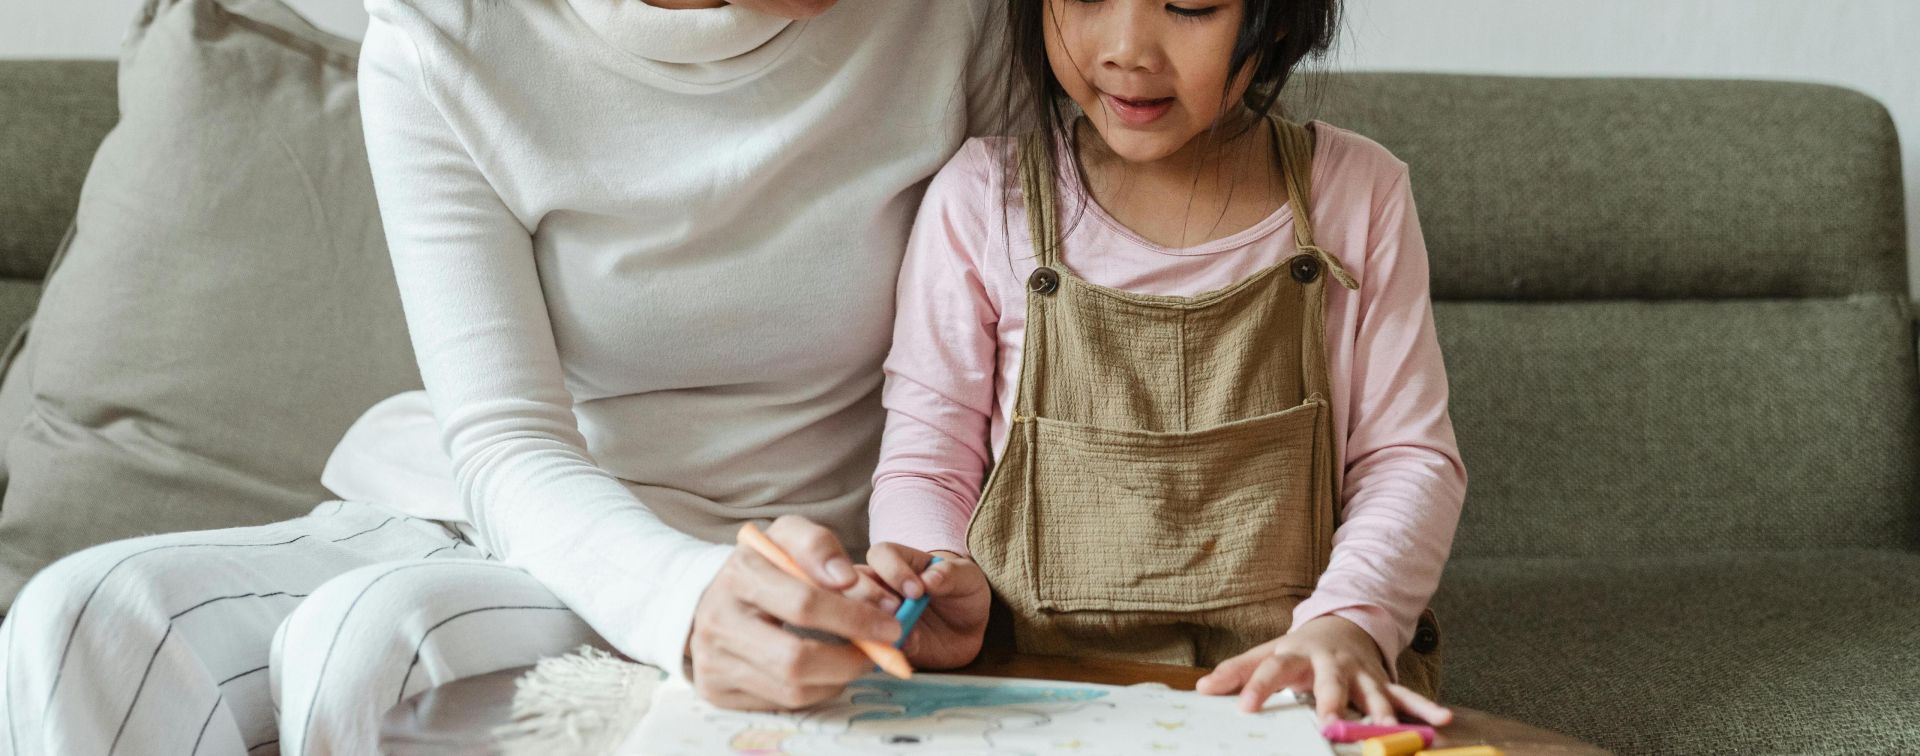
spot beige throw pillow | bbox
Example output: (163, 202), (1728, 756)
(0, 0), (421, 607)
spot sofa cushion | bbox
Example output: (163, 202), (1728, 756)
(1310, 74), (1908, 301)
(1434, 295), (1920, 559)
(1434, 550), (1920, 754)
(0, 0), (420, 607)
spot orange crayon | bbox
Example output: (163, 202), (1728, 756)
(735, 523), (913, 679)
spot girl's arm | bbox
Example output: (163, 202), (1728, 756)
(869, 142), (1003, 557)
(357, 13), (732, 675)
(1290, 167), (1469, 674)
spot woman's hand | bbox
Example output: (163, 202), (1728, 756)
(687, 516), (902, 710)
(1195, 615), (1454, 727)
(850, 542), (991, 670)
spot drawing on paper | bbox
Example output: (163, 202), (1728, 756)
(620, 673), (1334, 756)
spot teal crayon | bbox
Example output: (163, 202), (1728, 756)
(893, 556), (943, 648)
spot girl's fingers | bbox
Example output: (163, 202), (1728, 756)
(1352, 672), (1396, 725)
(1238, 653), (1310, 713)
(1310, 653), (1349, 724)
(1386, 682), (1455, 726)
(866, 542), (932, 599)
(919, 557), (983, 596)
(1196, 643), (1276, 695)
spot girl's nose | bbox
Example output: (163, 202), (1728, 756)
(1097, 4), (1165, 74)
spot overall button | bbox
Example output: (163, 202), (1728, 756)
(1411, 617), (1441, 654)
(1289, 255), (1321, 284)
(1028, 267), (1061, 295)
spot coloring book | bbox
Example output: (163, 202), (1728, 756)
(617, 673), (1334, 755)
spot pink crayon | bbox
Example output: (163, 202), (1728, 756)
(1320, 721), (1438, 746)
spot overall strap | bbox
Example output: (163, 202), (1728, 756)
(1270, 119), (1359, 291)
(1018, 131), (1062, 268)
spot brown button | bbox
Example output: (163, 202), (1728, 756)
(1028, 267), (1061, 295)
(1289, 255), (1321, 284)
(1200, 538), (1217, 553)
(1411, 617), (1440, 654)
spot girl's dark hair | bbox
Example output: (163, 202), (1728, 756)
(996, 0), (1341, 257)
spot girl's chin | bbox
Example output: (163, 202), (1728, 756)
(1086, 126), (1190, 166)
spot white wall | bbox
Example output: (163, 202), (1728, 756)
(5, 0), (1918, 292)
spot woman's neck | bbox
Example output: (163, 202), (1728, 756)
(1073, 111), (1288, 250)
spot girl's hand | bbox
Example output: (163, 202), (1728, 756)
(1195, 615), (1454, 727)
(852, 542), (991, 670)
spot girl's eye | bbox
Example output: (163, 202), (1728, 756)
(1166, 4), (1219, 19)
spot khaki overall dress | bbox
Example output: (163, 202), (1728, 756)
(965, 119), (1442, 698)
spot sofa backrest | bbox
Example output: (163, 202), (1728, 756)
(0, 60), (117, 339)
(4, 63), (1914, 558)
(1311, 73), (1918, 557)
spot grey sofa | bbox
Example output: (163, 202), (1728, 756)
(3, 61), (1915, 754)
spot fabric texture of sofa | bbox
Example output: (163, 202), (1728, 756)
(0, 25), (1914, 756)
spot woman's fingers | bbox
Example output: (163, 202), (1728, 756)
(1352, 672), (1396, 725)
(689, 535), (898, 712)
(1387, 682), (1455, 726)
(689, 563), (874, 711)
(728, 605), (875, 685)
(737, 546), (901, 643)
(703, 640), (851, 710)
(844, 565), (902, 612)
(866, 542), (932, 599)
(766, 515), (858, 590)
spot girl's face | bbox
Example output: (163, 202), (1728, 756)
(1043, 0), (1254, 164)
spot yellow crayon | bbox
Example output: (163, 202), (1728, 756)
(1415, 747), (1504, 756)
(1361, 731), (1425, 756)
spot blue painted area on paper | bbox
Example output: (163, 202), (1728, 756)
(846, 677), (1109, 722)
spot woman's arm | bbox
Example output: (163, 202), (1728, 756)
(358, 14), (733, 675)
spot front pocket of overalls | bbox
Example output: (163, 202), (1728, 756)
(1026, 397), (1325, 614)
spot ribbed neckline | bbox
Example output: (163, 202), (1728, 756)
(564, 0), (791, 64)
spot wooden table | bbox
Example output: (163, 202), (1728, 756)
(383, 653), (1606, 755)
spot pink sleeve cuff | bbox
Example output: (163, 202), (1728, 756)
(868, 489), (975, 558)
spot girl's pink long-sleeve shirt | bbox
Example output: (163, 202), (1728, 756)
(870, 123), (1468, 665)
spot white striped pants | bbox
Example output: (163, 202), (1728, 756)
(0, 501), (610, 755)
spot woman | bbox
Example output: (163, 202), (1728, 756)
(0, 0), (1000, 753)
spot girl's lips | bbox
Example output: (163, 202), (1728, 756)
(1102, 93), (1174, 126)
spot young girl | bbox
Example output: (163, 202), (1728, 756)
(860, 0), (1466, 728)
